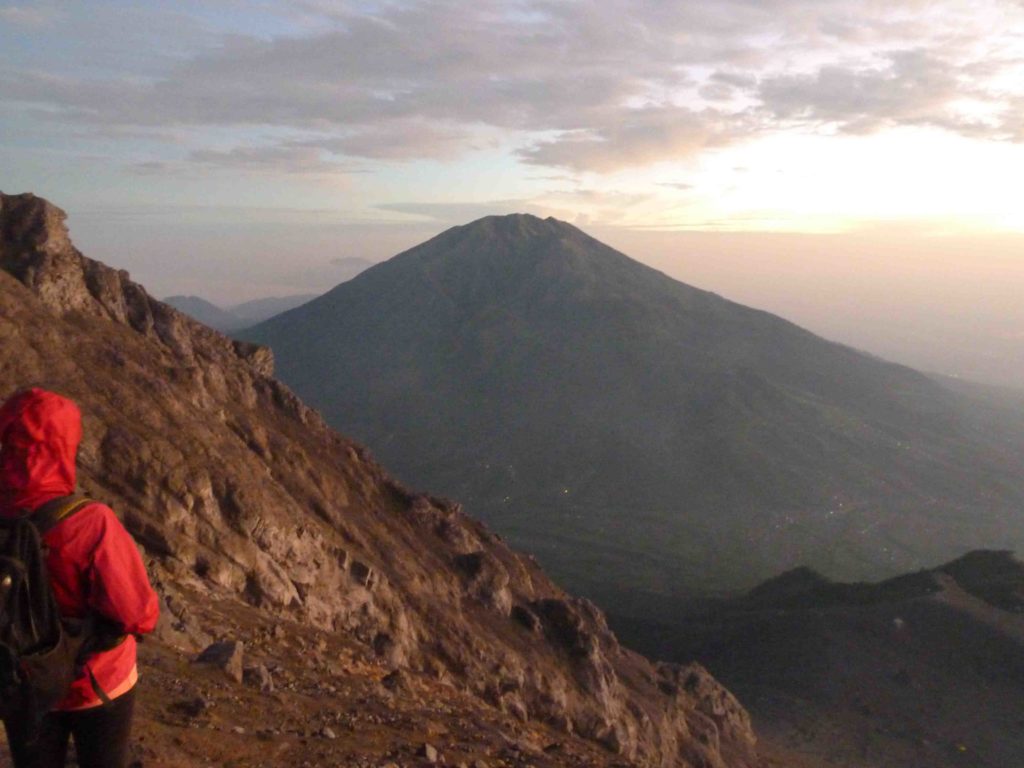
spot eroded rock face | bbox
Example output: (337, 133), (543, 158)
(0, 191), (759, 768)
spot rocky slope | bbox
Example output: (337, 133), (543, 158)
(242, 213), (1024, 606)
(0, 192), (759, 768)
(612, 550), (1024, 768)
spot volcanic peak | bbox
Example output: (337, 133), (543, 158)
(386, 212), (637, 277)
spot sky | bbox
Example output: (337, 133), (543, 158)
(2, 0), (1024, 387)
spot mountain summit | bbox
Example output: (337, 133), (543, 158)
(246, 213), (1024, 605)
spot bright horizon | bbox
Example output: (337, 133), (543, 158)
(2, 0), (1023, 387)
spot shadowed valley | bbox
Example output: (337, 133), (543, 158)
(612, 550), (1024, 768)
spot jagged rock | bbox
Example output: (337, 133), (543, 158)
(169, 696), (212, 719)
(454, 551), (512, 614)
(532, 598), (602, 658)
(196, 641), (244, 683)
(150, 588), (214, 652)
(233, 340), (274, 377)
(243, 663), (275, 693)
(418, 743), (439, 763)
(381, 669), (411, 694)
(350, 560), (377, 588)
(510, 604), (541, 633)
(502, 694), (529, 722)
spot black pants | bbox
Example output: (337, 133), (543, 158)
(3, 689), (135, 768)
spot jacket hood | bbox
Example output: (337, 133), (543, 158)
(0, 388), (81, 516)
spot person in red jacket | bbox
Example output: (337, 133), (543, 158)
(0, 388), (159, 768)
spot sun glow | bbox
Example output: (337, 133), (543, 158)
(645, 127), (1024, 234)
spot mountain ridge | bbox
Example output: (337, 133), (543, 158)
(612, 548), (1024, 768)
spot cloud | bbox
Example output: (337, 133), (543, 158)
(187, 145), (356, 175)
(377, 187), (655, 227)
(299, 120), (475, 160)
(0, 5), (61, 26)
(129, 160), (175, 176)
(519, 106), (757, 172)
(129, 144), (363, 176)
(375, 200), (538, 223)
(2, 0), (1023, 173)
(756, 49), (1012, 138)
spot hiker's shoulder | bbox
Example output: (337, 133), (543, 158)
(45, 499), (118, 542)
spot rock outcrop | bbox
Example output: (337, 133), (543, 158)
(0, 192), (759, 767)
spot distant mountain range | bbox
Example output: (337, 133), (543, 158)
(613, 549), (1024, 768)
(165, 258), (374, 331)
(163, 295), (259, 332)
(243, 213), (1024, 606)
(164, 293), (323, 332)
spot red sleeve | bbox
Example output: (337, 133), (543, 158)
(86, 506), (160, 636)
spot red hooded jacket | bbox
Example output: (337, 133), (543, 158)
(0, 388), (159, 710)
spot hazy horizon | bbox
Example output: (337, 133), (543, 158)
(3, 0), (1023, 388)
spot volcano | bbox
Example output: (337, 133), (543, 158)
(245, 213), (1024, 606)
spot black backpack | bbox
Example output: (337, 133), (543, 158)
(0, 496), (102, 735)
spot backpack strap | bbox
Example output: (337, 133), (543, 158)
(20, 495), (123, 708)
(86, 665), (113, 706)
(30, 496), (95, 538)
